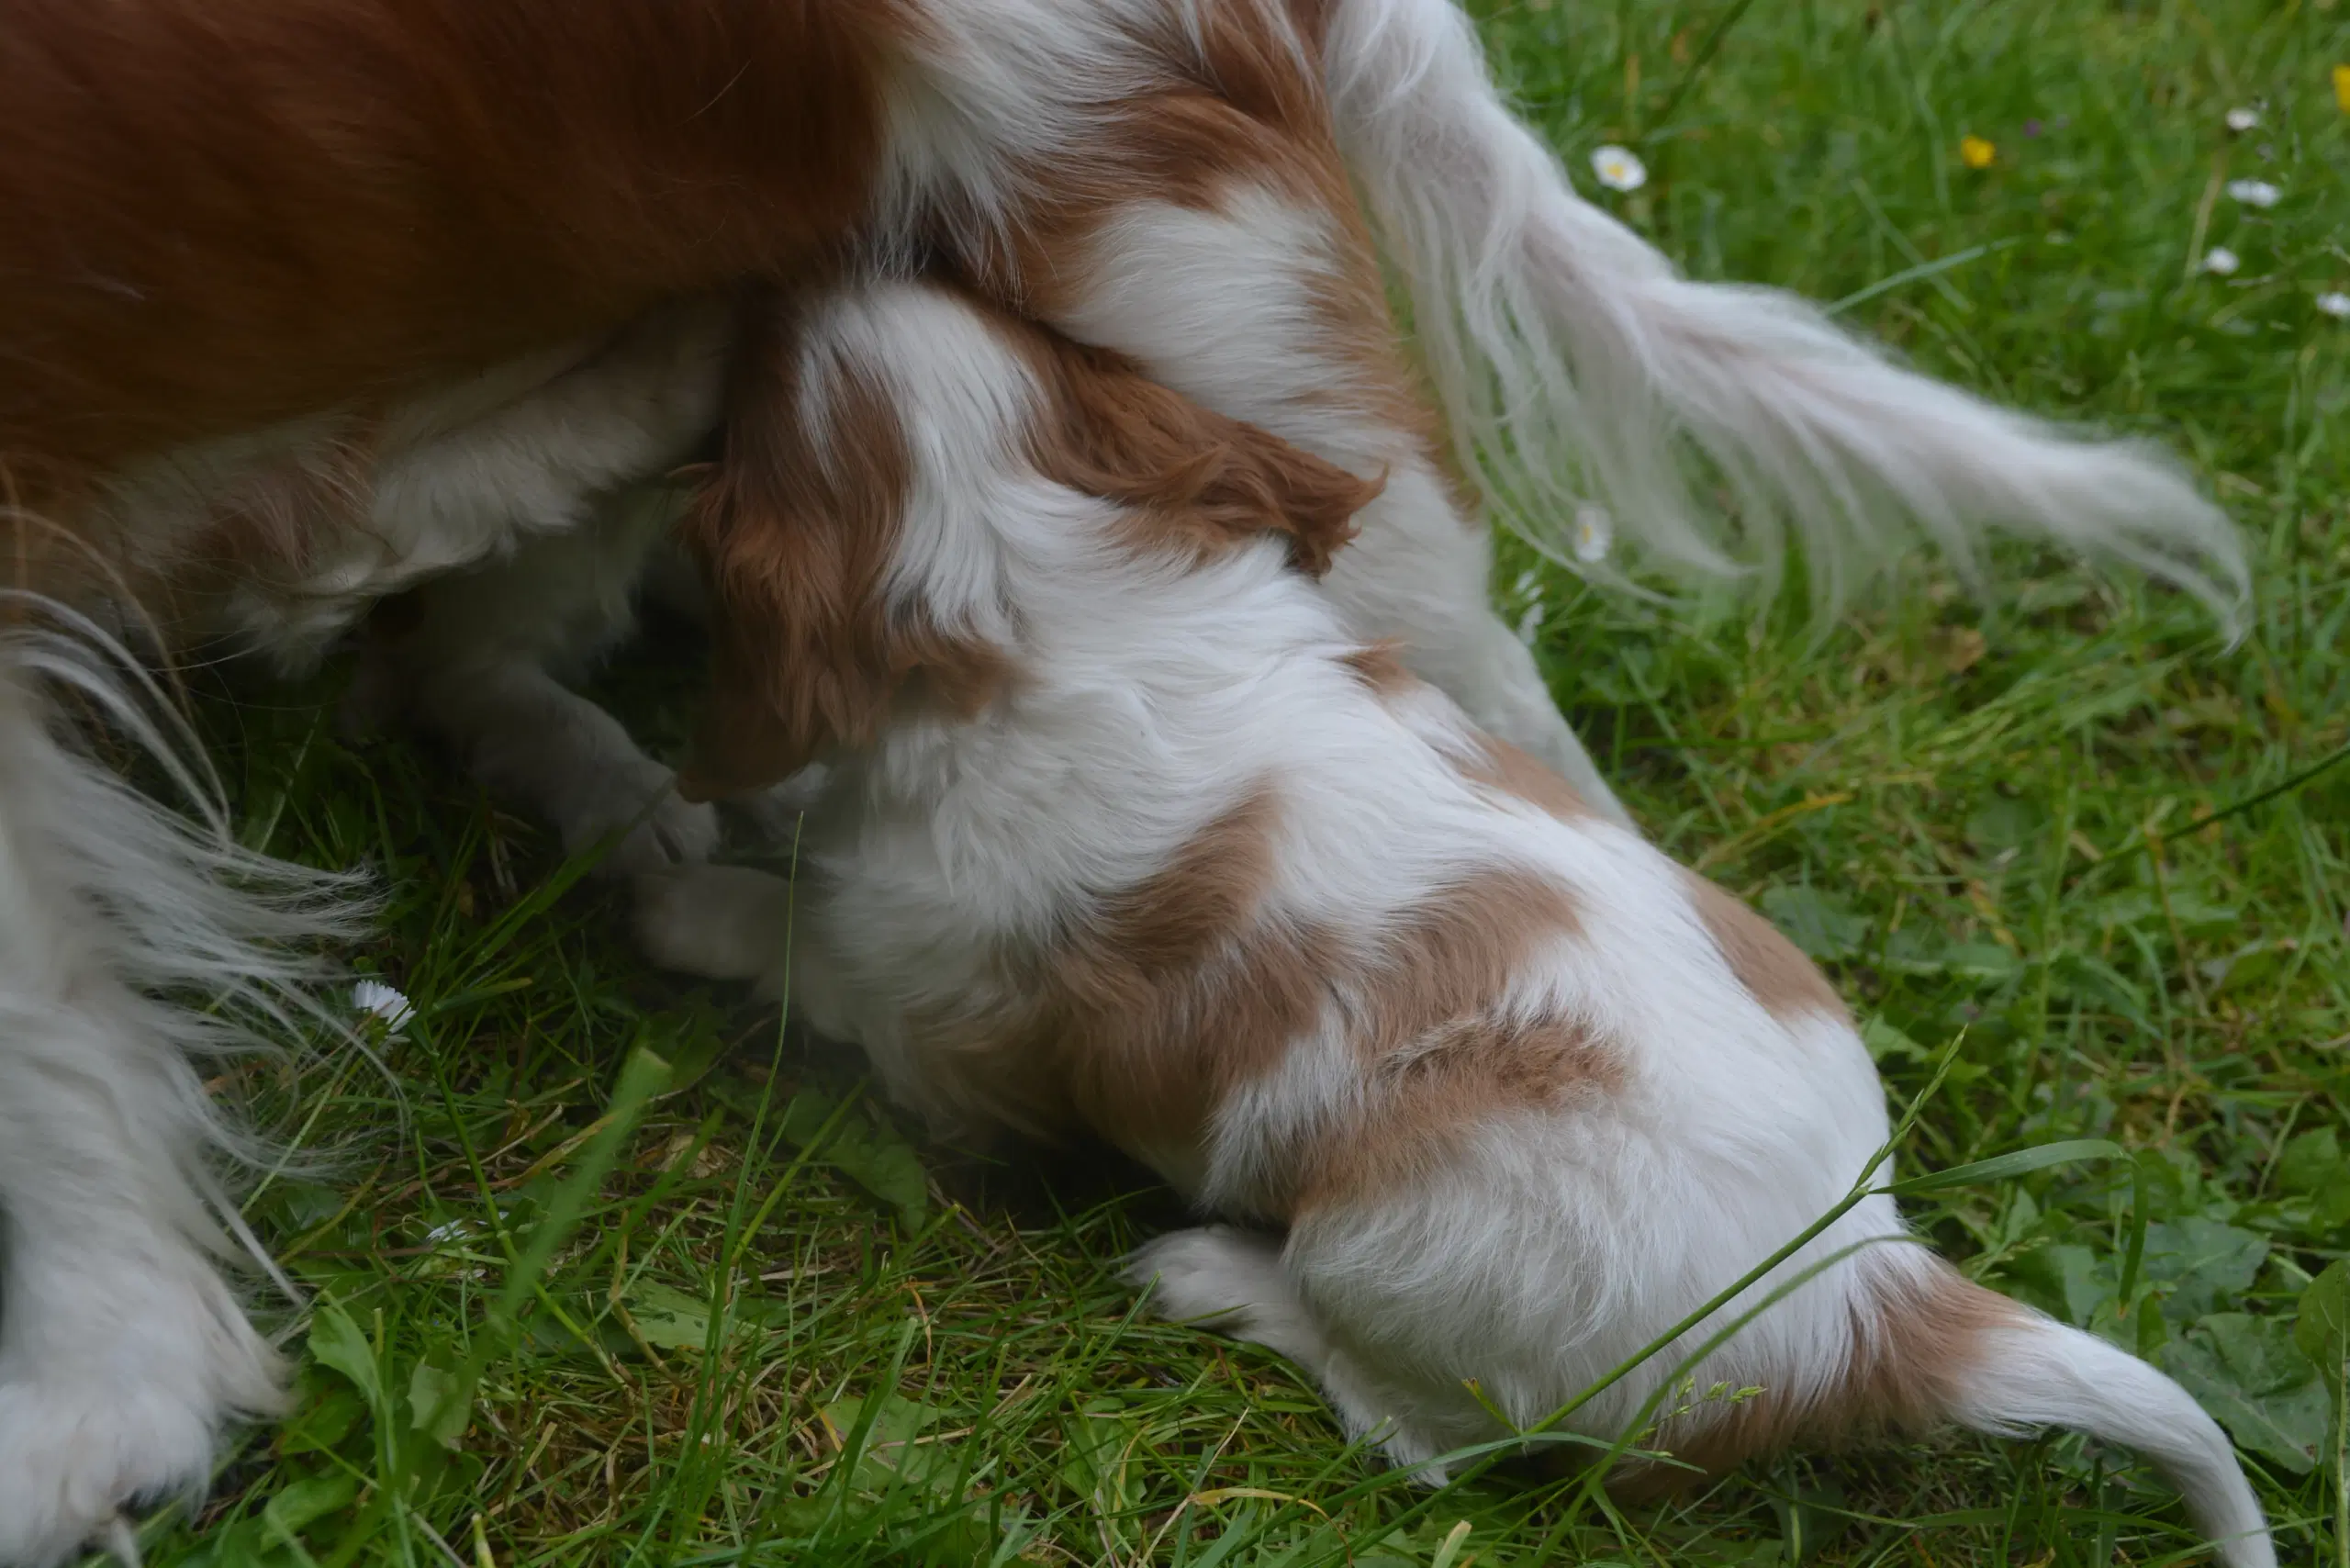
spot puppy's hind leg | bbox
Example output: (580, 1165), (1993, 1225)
(1125, 1226), (1475, 1481)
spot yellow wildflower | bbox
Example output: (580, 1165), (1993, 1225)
(2335, 63), (2350, 114)
(1960, 135), (1996, 170)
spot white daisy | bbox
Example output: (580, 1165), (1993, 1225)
(2224, 106), (2260, 133)
(2226, 178), (2282, 208)
(352, 979), (416, 1034)
(2201, 246), (2241, 276)
(2318, 292), (2350, 319)
(1572, 502), (1615, 564)
(1515, 598), (1545, 646)
(1590, 145), (1647, 193)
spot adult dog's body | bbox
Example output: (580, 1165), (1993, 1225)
(0, 1), (2244, 1561)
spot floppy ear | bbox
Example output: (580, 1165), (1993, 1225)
(1036, 342), (1383, 577)
(672, 304), (914, 801)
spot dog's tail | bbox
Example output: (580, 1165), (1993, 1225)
(1316, 0), (2245, 616)
(1847, 1255), (2276, 1568)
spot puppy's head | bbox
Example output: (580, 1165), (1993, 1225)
(676, 282), (1382, 798)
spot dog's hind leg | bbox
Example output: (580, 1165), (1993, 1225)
(0, 621), (363, 1568)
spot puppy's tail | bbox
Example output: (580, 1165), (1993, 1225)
(1316, 0), (2245, 618)
(1856, 1256), (2275, 1568)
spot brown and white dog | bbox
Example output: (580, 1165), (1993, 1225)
(0, 2), (2245, 1561)
(635, 277), (2274, 1568)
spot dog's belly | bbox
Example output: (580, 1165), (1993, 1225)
(87, 298), (728, 668)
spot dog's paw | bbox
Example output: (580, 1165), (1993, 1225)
(632, 865), (793, 984)
(1122, 1226), (1300, 1331)
(0, 1350), (283, 1568)
(557, 772), (721, 879)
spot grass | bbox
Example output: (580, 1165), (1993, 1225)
(124, 1), (2350, 1563)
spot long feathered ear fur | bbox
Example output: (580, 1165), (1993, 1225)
(673, 291), (946, 801)
(1027, 333), (1382, 577)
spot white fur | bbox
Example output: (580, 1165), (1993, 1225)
(0, 603), (365, 1568)
(634, 282), (2271, 1568)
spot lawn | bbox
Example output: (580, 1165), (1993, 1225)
(140, 1), (2349, 1564)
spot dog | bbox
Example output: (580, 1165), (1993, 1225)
(0, 2), (2246, 1560)
(632, 277), (2274, 1568)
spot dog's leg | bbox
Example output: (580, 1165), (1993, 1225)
(0, 632), (359, 1567)
(348, 298), (732, 878)
(355, 487), (721, 878)
(1124, 1225), (1483, 1479)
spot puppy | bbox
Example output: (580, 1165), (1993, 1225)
(635, 279), (2274, 1568)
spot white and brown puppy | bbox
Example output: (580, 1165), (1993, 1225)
(636, 279), (2273, 1568)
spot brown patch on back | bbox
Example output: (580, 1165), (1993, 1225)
(1680, 872), (1852, 1025)
(1009, 321), (1379, 577)
(894, 780), (1608, 1226)
(676, 289), (1011, 801)
(1618, 1260), (2023, 1490)
(1460, 734), (1598, 824)
(898, 785), (1326, 1151)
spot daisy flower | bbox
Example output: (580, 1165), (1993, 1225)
(2224, 106), (2260, 133)
(352, 979), (416, 1034)
(1590, 145), (1646, 193)
(2317, 292), (2350, 319)
(1959, 135), (1996, 169)
(2226, 178), (2282, 208)
(2202, 246), (2242, 276)
(1572, 502), (1614, 565)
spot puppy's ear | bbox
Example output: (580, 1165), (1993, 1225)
(673, 308), (912, 801)
(675, 297), (1015, 801)
(1037, 342), (1382, 576)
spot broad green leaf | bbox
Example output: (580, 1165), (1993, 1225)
(306, 1301), (380, 1405)
(622, 1280), (735, 1352)
(2140, 1218), (2268, 1323)
(407, 1358), (474, 1450)
(1860, 1016), (1929, 1063)
(2159, 1313), (2329, 1473)
(261, 1471), (359, 1537)
(1758, 885), (1868, 962)
(784, 1090), (930, 1227)
(1965, 797), (2047, 856)
(823, 1391), (956, 1498)
(2005, 1242), (2109, 1327)
(2295, 1260), (2349, 1394)
(276, 1381), (366, 1456)
(2276, 1128), (2350, 1227)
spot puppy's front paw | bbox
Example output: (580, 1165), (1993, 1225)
(632, 865), (794, 984)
